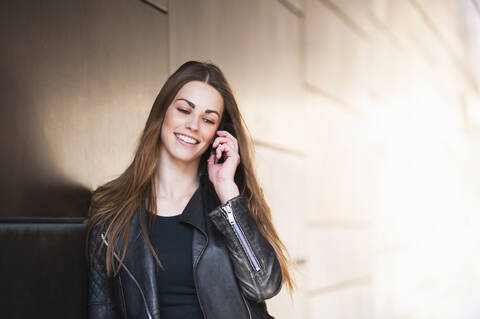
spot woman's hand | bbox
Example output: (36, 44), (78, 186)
(207, 130), (240, 204)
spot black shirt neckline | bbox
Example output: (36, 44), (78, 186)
(145, 185), (201, 218)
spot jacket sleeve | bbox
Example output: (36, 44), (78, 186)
(87, 223), (121, 319)
(208, 195), (283, 302)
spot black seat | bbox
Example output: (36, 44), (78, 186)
(0, 217), (87, 319)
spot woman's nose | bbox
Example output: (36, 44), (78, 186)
(186, 116), (199, 131)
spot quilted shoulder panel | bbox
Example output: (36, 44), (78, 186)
(87, 223), (121, 319)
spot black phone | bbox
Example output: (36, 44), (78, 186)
(212, 121), (235, 164)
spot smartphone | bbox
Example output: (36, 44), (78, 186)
(212, 121), (235, 164)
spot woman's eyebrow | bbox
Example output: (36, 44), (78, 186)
(175, 98), (220, 117)
(175, 98), (196, 108)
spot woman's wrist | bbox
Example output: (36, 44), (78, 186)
(214, 181), (240, 205)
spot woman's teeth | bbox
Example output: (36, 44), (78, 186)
(175, 134), (198, 144)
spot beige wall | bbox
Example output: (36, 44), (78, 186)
(304, 0), (480, 318)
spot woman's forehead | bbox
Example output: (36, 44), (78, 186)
(174, 81), (224, 113)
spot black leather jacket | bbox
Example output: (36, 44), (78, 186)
(87, 178), (282, 318)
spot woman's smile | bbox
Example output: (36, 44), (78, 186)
(174, 133), (199, 145)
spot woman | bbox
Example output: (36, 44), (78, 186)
(86, 61), (294, 319)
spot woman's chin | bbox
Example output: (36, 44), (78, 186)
(171, 152), (203, 164)
(162, 143), (208, 164)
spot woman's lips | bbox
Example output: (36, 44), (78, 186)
(174, 133), (199, 146)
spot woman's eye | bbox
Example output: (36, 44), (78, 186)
(177, 108), (190, 114)
(203, 118), (215, 124)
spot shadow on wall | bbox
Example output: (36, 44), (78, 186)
(0, 1), (94, 218)
(0, 59), (90, 218)
(0, 0), (167, 218)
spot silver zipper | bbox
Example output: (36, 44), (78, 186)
(101, 233), (153, 319)
(221, 202), (261, 272)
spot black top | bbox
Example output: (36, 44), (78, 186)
(147, 187), (204, 319)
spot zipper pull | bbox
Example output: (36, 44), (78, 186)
(100, 232), (109, 246)
(222, 202), (235, 225)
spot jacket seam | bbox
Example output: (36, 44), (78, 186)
(117, 272), (127, 316)
(101, 232), (153, 319)
(240, 292), (253, 319)
(187, 223), (209, 318)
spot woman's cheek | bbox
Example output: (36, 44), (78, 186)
(204, 128), (215, 143)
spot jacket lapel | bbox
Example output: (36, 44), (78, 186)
(179, 176), (221, 266)
(116, 205), (160, 319)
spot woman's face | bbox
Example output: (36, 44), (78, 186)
(160, 80), (224, 164)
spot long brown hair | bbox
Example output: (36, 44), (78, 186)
(85, 60), (294, 293)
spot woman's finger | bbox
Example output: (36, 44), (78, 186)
(218, 130), (237, 147)
(212, 136), (237, 150)
(214, 135), (238, 156)
(216, 143), (239, 162)
(216, 130), (238, 148)
(216, 143), (226, 160)
(208, 152), (215, 163)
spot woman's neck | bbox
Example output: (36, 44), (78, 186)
(155, 153), (200, 201)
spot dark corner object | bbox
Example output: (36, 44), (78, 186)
(0, 217), (88, 319)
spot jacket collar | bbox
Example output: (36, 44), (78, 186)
(139, 174), (221, 236)
(178, 182), (205, 233)
(179, 174), (221, 234)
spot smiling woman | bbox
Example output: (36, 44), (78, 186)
(160, 81), (223, 165)
(85, 61), (294, 319)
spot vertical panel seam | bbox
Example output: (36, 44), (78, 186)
(316, 0), (371, 43)
(408, 0), (479, 93)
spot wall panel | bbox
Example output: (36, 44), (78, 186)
(0, 0), (169, 217)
